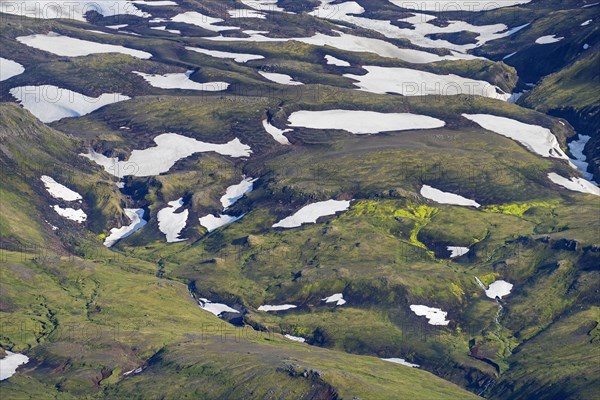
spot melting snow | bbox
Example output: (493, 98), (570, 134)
(198, 298), (239, 317)
(0, 351), (29, 381)
(345, 67), (510, 100)
(199, 214), (244, 232)
(263, 119), (292, 144)
(16, 32), (152, 58)
(287, 110), (445, 134)
(581, 19), (593, 26)
(258, 71), (303, 85)
(80, 133), (252, 178)
(548, 173), (600, 196)
(535, 35), (564, 44)
(104, 208), (147, 247)
(221, 177), (257, 209)
(284, 334), (306, 343)
(420, 185), (480, 207)
(10, 85), (129, 123)
(462, 114), (571, 161)
(133, 71), (229, 91)
(51, 205), (87, 223)
(484, 280), (513, 299)
(0, 57), (24, 81)
(157, 198), (188, 242)
(273, 199), (351, 228)
(410, 305), (449, 325)
(186, 46), (264, 62)
(322, 293), (346, 305)
(258, 304), (297, 311)
(150, 26), (181, 34)
(569, 134), (595, 180)
(41, 176), (82, 201)
(381, 358), (420, 368)
(448, 246), (469, 258)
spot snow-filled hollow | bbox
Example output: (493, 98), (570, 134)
(0, 57), (25, 81)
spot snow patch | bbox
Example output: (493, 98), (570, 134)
(171, 11), (239, 31)
(322, 293), (346, 305)
(221, 177), (257, 209)
(133, 70), (228, 91)
(548, 173), (600, 196)
(387, 0), (531, 12)
(198, 298), (239, 317)
(462, 114), (571, 161)
(80, 134), (252, 178)
(325, 55), (350, 66)
(448, 246), (469, 258)
(51, 205), (87, 223)
(284, 334), (306, 343)
(157, 198), (188, 242)
(16, 32), (152, 58)
(381, 358), (419, 368)
(258, 304), (297, 311)
(345, 67), (510, 100)
(258, 71), (303, 85)
(199, 214), (244, 232)
(41, 176), (82, 201)
(10, 85), (129, 123)
(273, 199), (351, 228)
(104, 208), (147, 247)
(0, 57), (25, 81)
(535, 35), (564, 44)
(410, 305), (449, 325)
(484, 280), (513, 299)
(420, 185), (480, 208)
(0, 351), (29, 381)
(263, 119), (292, 144)
(287, 110), (445, 134)
(186, 46), (264, 62)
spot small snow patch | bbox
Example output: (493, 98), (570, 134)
(0, 351), (29, 381)
(263, 119), (292, 144)
(0, 58), (25, 81)
(410, 305), (449, 326)
(157, 198), (188, 242)
(420, 185), (480, 208)
(273, 199), (351, 228)
(485, 280), (513, 299)
(322, 293), (346, 306)
(51, 205), (87, 223)
(284, 334), (306, 343)
(381, 358), (419, 368)
(104, 208), (147, 247)
(198, 298), (239, 317)
(199, 214), (244, 232)
(41, 176), (82, 201)
(535, 35), (564, 44)
(448, 246), (469, 258)
(221, 177), (257, 209)
(287, 110), (445, 134)
(133, 71), (228, 91)
(325, 55), (350, 66)
(258, 304), (297, 312)
(548, 173), (600, 196)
